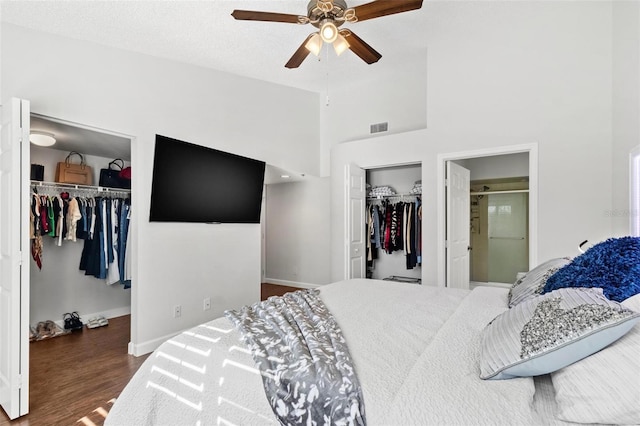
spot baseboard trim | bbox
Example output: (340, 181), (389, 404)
(263, 278), (323, 290)
(51, 306), (131, 329)
(128, 280), (325, 357)
(128, 330), (182, 356)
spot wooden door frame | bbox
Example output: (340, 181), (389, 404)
(437, 144), (539, 287)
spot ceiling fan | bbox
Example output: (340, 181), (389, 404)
(231, 0), (424, 69)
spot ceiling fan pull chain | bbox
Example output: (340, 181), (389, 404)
(325, 46), (331, 106)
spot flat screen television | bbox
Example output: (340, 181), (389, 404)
(149, 135), (266, 223)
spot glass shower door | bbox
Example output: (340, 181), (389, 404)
(487, 192), (529, 283)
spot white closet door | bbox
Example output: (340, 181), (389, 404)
(346, 163), (366, 279)
(0, 98), (30, 419)
(446, 161), (470, 289)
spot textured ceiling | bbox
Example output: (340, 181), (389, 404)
(2, 0), (429, 93)
(4, 0), (427, 183)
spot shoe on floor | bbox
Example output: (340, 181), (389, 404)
(86, 317), (100, 329)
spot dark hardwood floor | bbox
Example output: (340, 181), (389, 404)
(0, 315), (148, 426)
(0, 284), (298, 426)
(261, 283), (302, 300)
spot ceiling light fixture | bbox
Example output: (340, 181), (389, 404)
(319, 20), (338, 43)
(306, 22), (350, 57)
(305, 33), (323, 56)
(29, 131), (56, 147)
(333, 33), (350, 56)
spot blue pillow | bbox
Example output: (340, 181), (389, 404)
(542, 236), (640, 302)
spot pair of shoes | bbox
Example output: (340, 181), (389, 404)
(34, 321), (50, 339)
(34, 320), (63, 339)
(86, 316), (109, 329)
(63, 312), (83, 331)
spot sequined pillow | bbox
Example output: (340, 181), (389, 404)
(507, 257), (571, 308)
(479, 287), (640, 380)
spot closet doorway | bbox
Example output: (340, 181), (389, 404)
(28, 114), (134, 402)
(366, 164), (422, 282)
(437, 144), (538, 289)
(29, 114), (133, 329)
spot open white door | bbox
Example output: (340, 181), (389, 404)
(0, 98), (30, 419)
(345, 163), (366, 279)
(446, 161), (470, 289)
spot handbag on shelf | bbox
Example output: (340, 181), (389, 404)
(30, 164), (44, 181)
(99, 158), (130, 189)
(55, 152), (93, 185)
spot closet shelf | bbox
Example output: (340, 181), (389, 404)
(367, 193), (421, 200)
(31, 180), (131, 195)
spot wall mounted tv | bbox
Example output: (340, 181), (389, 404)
(149, 135), (266, 223)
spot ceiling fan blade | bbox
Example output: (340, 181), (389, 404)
(285, 34), (314, 69)
(342, 31), (382, 64)
(231, 10), (304, 24)
(351, 0), (423, 22)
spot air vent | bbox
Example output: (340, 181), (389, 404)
(370, 122), (388, 134)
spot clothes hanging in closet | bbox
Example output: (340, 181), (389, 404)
(366, 197), (422, 270)
(30, 190), (131, 288)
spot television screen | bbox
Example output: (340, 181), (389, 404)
(149, 135), (266, 223)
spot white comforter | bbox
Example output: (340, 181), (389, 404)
(106, 279), (543, 426)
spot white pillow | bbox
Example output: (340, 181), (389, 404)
(479, 288), (640, 380)
(550, 293), (640, 424)
(507, 257), (571, 307)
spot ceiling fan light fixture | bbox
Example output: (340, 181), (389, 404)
(305, 32), (323, 56)
(320, 20), (338, 43)
(30, 131), (56, 147)
(333, 33), (350, 56)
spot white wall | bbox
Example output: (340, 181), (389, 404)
(29, 146), (132, 325)
(2, 24), (320, 354)
(612, 1), (640, 236)
(319, 52), (427, 176)
(264, 178), (331, 287)
(329, 1), (621, 283)
(462, 153), (529, 181)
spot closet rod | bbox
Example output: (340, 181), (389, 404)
(470, 189), (529, 196)
(31, 180), (131, 195)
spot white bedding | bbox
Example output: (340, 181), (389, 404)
(106, 279), (555, 425)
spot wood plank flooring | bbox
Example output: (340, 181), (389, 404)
(261, 282), (302, 300)
(1, 284), (298, 426)
(0, 315), (148, 426)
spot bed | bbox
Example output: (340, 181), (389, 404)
(106, 237), (640, 425)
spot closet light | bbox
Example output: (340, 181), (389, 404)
(30, 131), (56, 147)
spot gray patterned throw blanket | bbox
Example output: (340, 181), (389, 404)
(224, 289), (366, 426)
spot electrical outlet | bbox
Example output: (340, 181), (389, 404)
(203, 297), (211, 311)
(174, 305), (181, 318)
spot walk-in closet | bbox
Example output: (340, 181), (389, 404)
(366, 164), (422, 283)
(28, 114), (132, 342)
